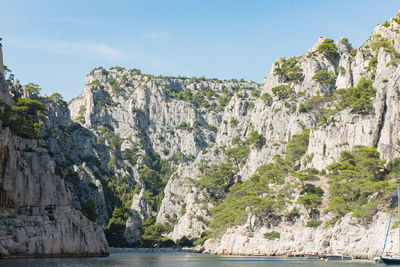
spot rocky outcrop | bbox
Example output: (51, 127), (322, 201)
(124, 188), (150, 243)
(204, 211), (397, 259)
(0, 46), (109, 258)
(199, 11), (400, 258)
(0, 124), (109, 258)
(0, 46), (13, 106)
(69, 69), (263, 240)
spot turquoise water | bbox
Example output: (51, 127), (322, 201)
(0, 252), (377, 267)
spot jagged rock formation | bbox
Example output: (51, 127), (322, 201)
(204, 211), (397, 259)
(3, 10), (400, 260)
(0, 45), (109, 258)
(69, 68), (262, 243)
(63, 10), (400, 259)
(199, 12), (400, 257)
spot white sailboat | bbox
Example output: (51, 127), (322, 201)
(380, 185), (400, 265)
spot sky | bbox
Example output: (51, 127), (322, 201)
(1, 0), (400, 100)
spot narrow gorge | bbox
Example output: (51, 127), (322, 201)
(2, 9), (400, 260)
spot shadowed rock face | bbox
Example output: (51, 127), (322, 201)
(0, 48), (109, 258)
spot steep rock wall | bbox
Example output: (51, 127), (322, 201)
(0, 46), (109, 258)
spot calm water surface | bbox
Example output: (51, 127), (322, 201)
(0, 252), (378, 267)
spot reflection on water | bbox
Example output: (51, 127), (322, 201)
(0, 252), (376, 267)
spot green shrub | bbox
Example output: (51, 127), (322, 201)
(298, 103), (307, 113)
(366, 56), (378, 72)
(383, 21), (390, 27)
(104, 214), (129, 246)
(206, 174), (281, 239)
(194, 231), (211, 246)
(236, 92), (245, 99)
(273, 57), (303, 83)
(395, 14), (400, 24)
(306, 220), (323, 228)
(134, 217), (176, 247)
(271, 85), (293, 100)
(225, 145), (250, 168)
(261, 93), (273, 105)
(387, 158), (400, 174)
(176, 236), (194, 247)
(285, 129), (310, 167)
(264, 231), (280, 240)
(49, 93), (66, 104)
(370, 38), (391, 52)
(108, 76), (123, 93)
(247, 102), (255, 110)
(0, 98), (45, 139)
(230, 118), (239, 128)
(317, 38), (339, 59)
(297, 192), (322, 217)
(337, 66), (345, 75)
(81, 200), (98, 222)
(198, 163), (237, 194)
(247, 130), (265, 148)
(369, 36), (400, 67)
(24, 83), (41, 97)
(327, 146), (394, 218)
(176, 121), (192, 131)
(139, 167), (163, 195)
(204, 124), (217, 132)
(164, 84), (231, 112)
(333, 77), (376, 114)
(252, 89), (260, 97)
(11, 98), (45, 116)
(312, 70), (336, 84)
(97, 125), (124, 150)
(256, 158), (288, 184)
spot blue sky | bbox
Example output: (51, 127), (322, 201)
(1, 0), (400, 100)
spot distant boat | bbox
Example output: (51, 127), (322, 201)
(342, 255), (353, 260)
(381, 256), (400, 265)
(304, 254), (318, 259)
(380, 184), (400, 265)
(323, 254), (353, 261)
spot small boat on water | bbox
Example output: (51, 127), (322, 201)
(304, 254), (318, 259)
(323, 254), (353, 261)
(380, 185), (400, 265)
(381, 256), (400, 265)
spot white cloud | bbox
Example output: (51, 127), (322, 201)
(51, 41), (124, 59)
(7, 36), (124, 60)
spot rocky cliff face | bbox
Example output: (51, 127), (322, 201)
(63, 10), (400, 259)
(69, 68), (262, 243)
(0, 45), (109, 258)
(2, 10), (400, 260)
(199, 13), (400, 258)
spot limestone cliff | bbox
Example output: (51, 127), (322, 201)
(0, 45), (109, 258)
(3, 10), (400, 260)
(63, 10), (400, 259)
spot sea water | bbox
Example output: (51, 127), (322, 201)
(0, 252), (377, 267)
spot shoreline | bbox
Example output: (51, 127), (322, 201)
(0, 248), (375, 264)
(108, 247), (375, 262)
(109, 247), (202, 253)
